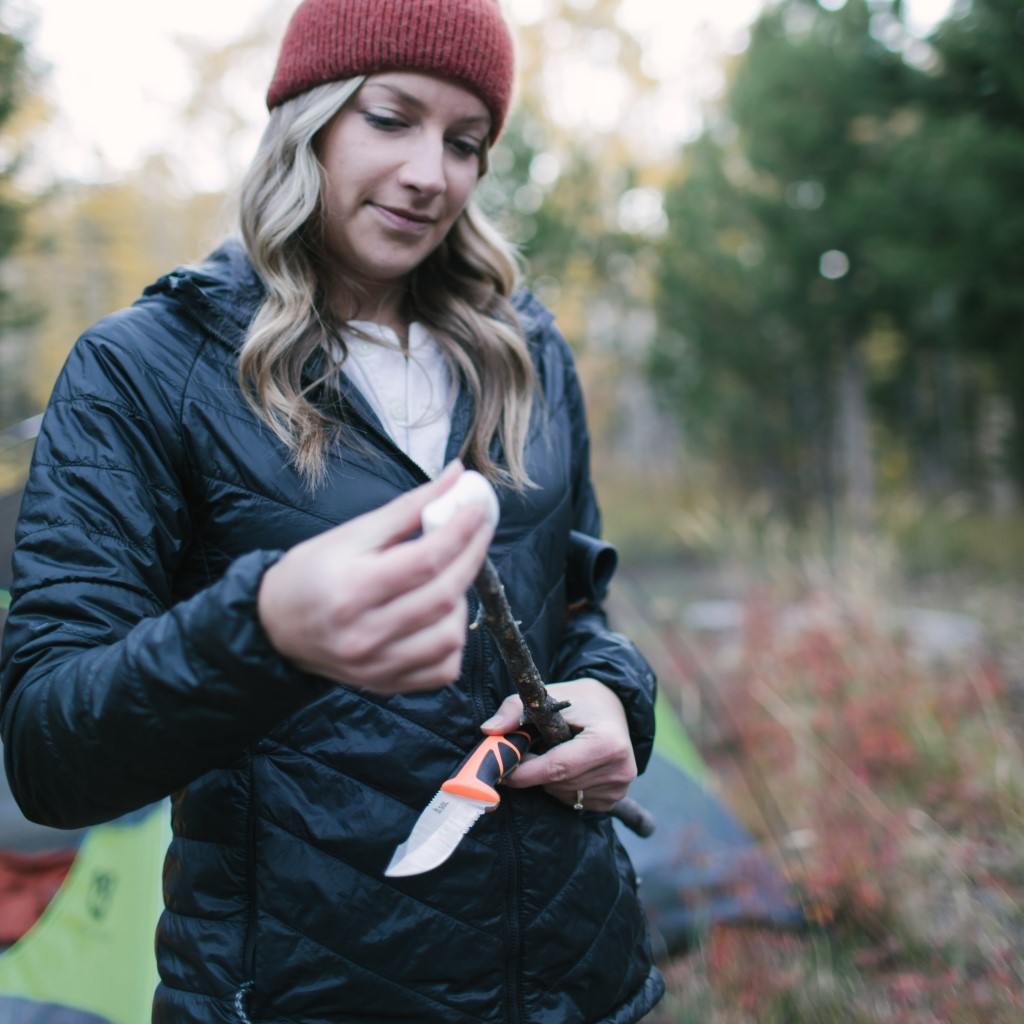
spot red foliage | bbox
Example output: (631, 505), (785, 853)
(704, 925), (805, 1009)
(655, 581), (1022, 1022)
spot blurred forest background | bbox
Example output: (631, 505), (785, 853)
(1, 0), (1023, 1020)
(2, 0), (1023, 569)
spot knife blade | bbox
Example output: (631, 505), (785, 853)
(385, 728), (534, 877)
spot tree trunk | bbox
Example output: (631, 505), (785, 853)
(835, 341), (875, 531)
(979, 392), (1019, 515)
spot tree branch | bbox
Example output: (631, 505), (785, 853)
(474, 557), (655, 837)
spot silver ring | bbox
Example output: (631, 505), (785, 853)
(573, 789), (584, 812)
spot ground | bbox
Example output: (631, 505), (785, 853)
(614, 556), (1024, 1024)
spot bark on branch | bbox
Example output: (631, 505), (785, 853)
(474, 557), (655, 838)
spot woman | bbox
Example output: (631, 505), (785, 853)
(0, 0), (664, 1020)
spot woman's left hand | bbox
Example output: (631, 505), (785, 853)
(480, 679), (637, 812)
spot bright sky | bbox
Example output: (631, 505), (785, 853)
(12, 0), (956, 191)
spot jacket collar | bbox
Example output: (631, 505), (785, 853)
(144, 236), (552, 352)
(143, 238), (544, 475)
(142, 238), (265, 352)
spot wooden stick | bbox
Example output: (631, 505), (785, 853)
(474, 557), (655, 838)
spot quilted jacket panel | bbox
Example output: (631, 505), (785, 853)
(0, 241), (663, 1023)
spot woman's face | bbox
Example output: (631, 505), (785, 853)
(316, 71), (490, 305)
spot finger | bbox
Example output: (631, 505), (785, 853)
(339, 461), (465, 553)
(374, 641), (468, 693)
(545, 783), (627, 812)
(508, 753), (630, 794)
(358, 516), (494, 645)
(401, 504), (496, 603)
(355, 503), (489, 608)
(541, 763), (630, 793)
(501, 739), (599, 790)
(348, 601), (468, 685)
(480, 694), (524, 734)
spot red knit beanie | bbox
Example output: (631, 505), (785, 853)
(267, 0), (516, 141)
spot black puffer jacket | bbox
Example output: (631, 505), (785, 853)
(0, 242), (664, 1023)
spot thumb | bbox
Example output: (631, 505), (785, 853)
(481, 694), (524, 735)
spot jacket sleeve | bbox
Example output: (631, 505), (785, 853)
(548, 329), (658, 774)
(0, 325), (327, 829)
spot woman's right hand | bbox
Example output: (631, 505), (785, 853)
(257, 461), (495, 694)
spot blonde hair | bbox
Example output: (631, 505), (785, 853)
(237, 78), (536, 490)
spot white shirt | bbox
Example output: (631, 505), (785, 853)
(337, 321), (453, 480)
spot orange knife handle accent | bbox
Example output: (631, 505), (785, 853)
(441, 729), (533, 808)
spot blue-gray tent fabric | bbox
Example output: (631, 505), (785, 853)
(614, 750), (803, 955)
(0, 996), (112, 1023)
(0, 766), (87, 854)
(0, 486), (22, 590)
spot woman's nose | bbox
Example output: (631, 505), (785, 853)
(397, 134), (446, 196)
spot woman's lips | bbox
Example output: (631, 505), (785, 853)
(370, 203), (436, 234)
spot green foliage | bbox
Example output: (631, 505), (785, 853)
(913, 0), (1024, 481)
(654, 1), (906, 519)
(0, 3), (36, 425)
(888, 502), (1024, 578)
(652, 0), (1024, 521)
(929, 0), (1024, 129)
(0, 8), (23, 131)
(0, 3), (27, 276)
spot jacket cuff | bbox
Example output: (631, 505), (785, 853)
(167, 549), (328, 727)
(555, 618), (657, 774)
(583, 664), (657, 775)
(186, 548), (287, 673)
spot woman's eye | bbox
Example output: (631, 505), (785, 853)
(448, 138), (483, 159)
(363, 112), (405, 131)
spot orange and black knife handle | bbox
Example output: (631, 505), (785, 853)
(441, 728), (534, 808)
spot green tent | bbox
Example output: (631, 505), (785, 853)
(614, 695), (802, 955)
(0, 804), (169, 1023)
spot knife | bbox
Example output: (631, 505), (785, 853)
(385, 727), (534, 878)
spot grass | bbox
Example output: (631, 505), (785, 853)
(593, 459), (1024, 585)
(885, 496), (1024, 580)
(610, 541), (1024, 1023)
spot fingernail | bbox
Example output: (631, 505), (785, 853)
(480, 715), (499, 731)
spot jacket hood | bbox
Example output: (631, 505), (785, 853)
(142, 238), (266, 352)
(142, 237), (555, 352)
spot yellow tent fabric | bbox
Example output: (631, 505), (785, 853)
(0, 803), (169, 1023)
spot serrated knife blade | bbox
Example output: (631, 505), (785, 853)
(385, 791), (491, 877)
(384, 728), (534, 878)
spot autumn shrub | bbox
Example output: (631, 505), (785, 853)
(632, 572), (1024, 1023)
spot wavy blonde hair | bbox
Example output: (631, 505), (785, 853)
(237, 78), (537, 491)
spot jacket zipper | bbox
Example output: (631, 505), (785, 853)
(383, 447), (522, 1021)
(341, 380), (523, 1016)
(241, 751), (258, 1004)
(345, 396), (499, 736)
(350, 419), (434, 488)
(174, 275), (441, 490)
(502, 801), (523, 1024)
(352, 412), (494, 728)
(465, 593), (487, 725)
(477, 627), (522, 1024)
(176, 274), (531, 1016)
